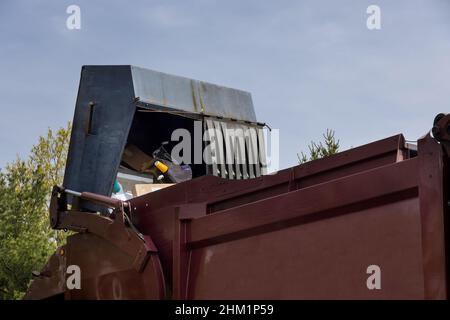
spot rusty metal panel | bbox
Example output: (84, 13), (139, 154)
(131, 66), (256, 122)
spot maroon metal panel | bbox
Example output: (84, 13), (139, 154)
(127, 134), (447, 300)
(188, 158), (418, 248)
(417, 136), (447, 299)
(172, 217), (190, 300)
(188, 198), (424, 299)
(130, 134), (408, 217)
(65, 233), (165, 300)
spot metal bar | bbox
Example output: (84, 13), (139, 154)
(257, 127), (267, 175)
(221, 121), (235, 179)
(205, 118), (219, 176)
(64, 188), (127, 208)
(65, 189), (82, 197)
(213, 120), (227, 179)
(242, 124), (255, 179)
(249, 126), (261, 177)
(417, 134), (447, 299)
(172, 210), (190, 300)
(236, 126), (248, 179)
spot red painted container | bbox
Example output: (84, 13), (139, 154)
(125, 133), (448, 299)
(25, 132), (449, 300)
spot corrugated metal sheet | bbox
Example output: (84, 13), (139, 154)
(204, 117), (267, 179)
(131, 66), (257, 122)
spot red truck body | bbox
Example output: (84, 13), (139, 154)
(26, 131), (449, 300)
(23, 67), (450, 300)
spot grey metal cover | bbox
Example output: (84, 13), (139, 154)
(131, 66), (256, 122)
(63, 65), (261, 202)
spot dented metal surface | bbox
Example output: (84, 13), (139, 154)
(131, 66), (256, 122)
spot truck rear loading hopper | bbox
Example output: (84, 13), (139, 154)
(25, 66), (449, 299)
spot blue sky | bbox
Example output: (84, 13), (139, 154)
(1, 0), (450, 170)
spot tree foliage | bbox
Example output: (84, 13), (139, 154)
(298, 129), (340, 164)
(0, 123), (71, 299)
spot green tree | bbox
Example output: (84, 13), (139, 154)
(298, 129), (340, 164)
(0, 123), (71, 299)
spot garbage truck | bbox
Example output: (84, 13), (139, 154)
(25, 66), (449, 299)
